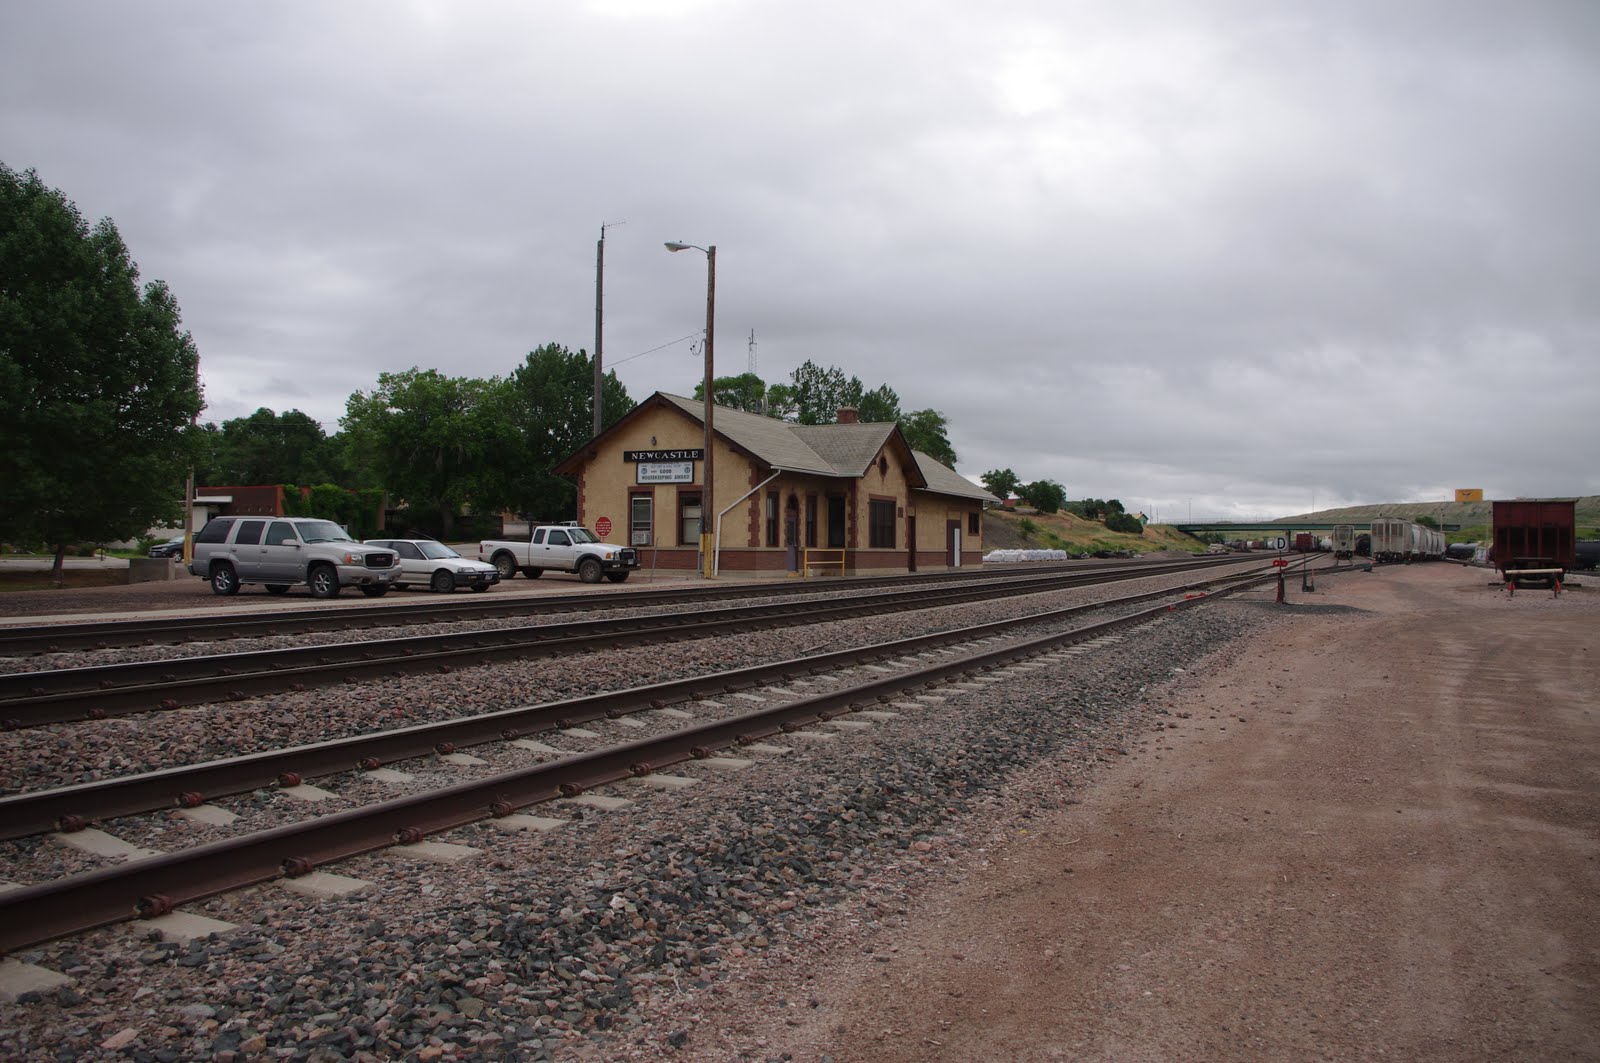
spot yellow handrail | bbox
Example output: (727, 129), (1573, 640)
(802, 547), (846, 577)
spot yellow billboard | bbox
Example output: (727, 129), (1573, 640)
(1455, 488), (1483, 503)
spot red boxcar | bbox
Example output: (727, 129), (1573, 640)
(1492, 499), (1576, 583)
(1293, 532), (1317, 553)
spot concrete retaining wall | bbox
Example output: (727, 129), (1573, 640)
(126, 558), (178, 583)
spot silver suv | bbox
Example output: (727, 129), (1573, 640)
(189, 517), (402, 598)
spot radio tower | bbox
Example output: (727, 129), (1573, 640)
(748, 330), (763, 414)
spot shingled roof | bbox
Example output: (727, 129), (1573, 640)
(656, 393), (998, 504)
(658, 393), (906, 480)
(912, 452), (1001, 503)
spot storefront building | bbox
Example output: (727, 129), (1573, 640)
(552, 393), (998, 575)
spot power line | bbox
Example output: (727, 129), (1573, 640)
(607, 332), (701, 368)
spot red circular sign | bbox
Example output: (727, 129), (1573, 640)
(595, 517), (613, 537)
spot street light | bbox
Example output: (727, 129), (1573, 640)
(665, 240), (716, 578)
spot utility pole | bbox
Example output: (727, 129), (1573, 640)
(593, 221), (623, 438)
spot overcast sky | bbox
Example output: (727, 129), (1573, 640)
(5, 1), (1596, 520)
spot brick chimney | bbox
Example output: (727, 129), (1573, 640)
(837, 406), (859, 424)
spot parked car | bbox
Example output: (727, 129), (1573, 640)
(364, 538), (499, 592)
(188, 516), (401, 598)
(147, 535), (185, 558)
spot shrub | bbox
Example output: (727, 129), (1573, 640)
(1105, 512), (1144, 535)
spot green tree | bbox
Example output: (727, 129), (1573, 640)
(693, 371), (768, 414)
(0, 165), (203, 582)
(1415, 515), (1439, 529)
(857, 384), (900, 424)
(764, 382), (799, 421)
(981, 468), (1022, 500)
(503, 343), (631, 522)
(1022, 479), (1066, 514)
(199, 407), (342, 485)
(789, 360), (861, 424)
(900, 408), (957, 467)
(341, 368), (514, 537)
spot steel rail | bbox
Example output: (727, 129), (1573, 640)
(0, 559), (1248, 728)
(0, 567), (1279, 955)
(0, 565), (1275, 840)
(0, 556), (1243, 656)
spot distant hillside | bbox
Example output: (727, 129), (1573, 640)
(983, 508), (1204, 555)
(1280, 496), (1600, 538)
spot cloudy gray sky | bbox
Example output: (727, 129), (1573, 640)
(5, 1), (1596, 520)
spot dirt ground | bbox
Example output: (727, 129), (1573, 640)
(697, 564), (1600, 1061)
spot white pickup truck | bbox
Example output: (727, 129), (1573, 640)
(479, 523), (641, 584)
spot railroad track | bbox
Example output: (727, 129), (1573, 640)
(0, 555), (1246, 656)
(0, 562), (1291, 955)
(0, 557), (1256, 728)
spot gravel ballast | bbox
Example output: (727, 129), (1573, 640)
(1, 568), (1285, 1061)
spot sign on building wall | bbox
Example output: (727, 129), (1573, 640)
(625, 449), (703, 462)
(637, 462), (694, 484)
(1454, 488), (1483, 502)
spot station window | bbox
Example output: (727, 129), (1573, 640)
(630, 494), (653, 547)
(766, 492), (779, 547)
(869, 499), (896, 549)
(679, 493), (703, 546)
(968, 512), (979, 536)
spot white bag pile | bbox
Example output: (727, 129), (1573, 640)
(982, 548), (1068, 563)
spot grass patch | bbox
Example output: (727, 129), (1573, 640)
(0, 569), (129, 592)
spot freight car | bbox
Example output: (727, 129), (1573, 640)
(1370, 518), (1410, 562)
(1331, 524), (1356, 560)
(1492, 499), (1576, 586)
(1369, 517), (1446, 563)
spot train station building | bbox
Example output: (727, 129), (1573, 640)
(553, 392), (998, 576)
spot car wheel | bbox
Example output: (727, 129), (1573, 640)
(492, 553), (518, 580)
(266, 584), (290, 596)
(309, 564), (341, 599)
(521, 567), (543, 579)
(210, 563), (240, 596)
(430, 570), (455, 593)
(470, 583), (491, 592)
(605, 571), (629, 583)
(577, 558), (604, 584)
(360, 585), (389, 597)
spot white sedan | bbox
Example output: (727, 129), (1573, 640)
(364, 539), (500, 593)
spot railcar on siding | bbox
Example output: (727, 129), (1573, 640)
(1492, 499), (1576, 586)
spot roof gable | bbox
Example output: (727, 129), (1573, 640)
(558, 392), (998, 503)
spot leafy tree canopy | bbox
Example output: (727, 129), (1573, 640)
(981, 468), (1022, 500)
(1021, 479), (1067, 514)
(0, 165), (203, 576)
(900, 408), (957, 468)
(196, 407), (343, 486)
(502, 343), (631, 523)
(693, 372), (769, 414)
(341, 368), (515, 538)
